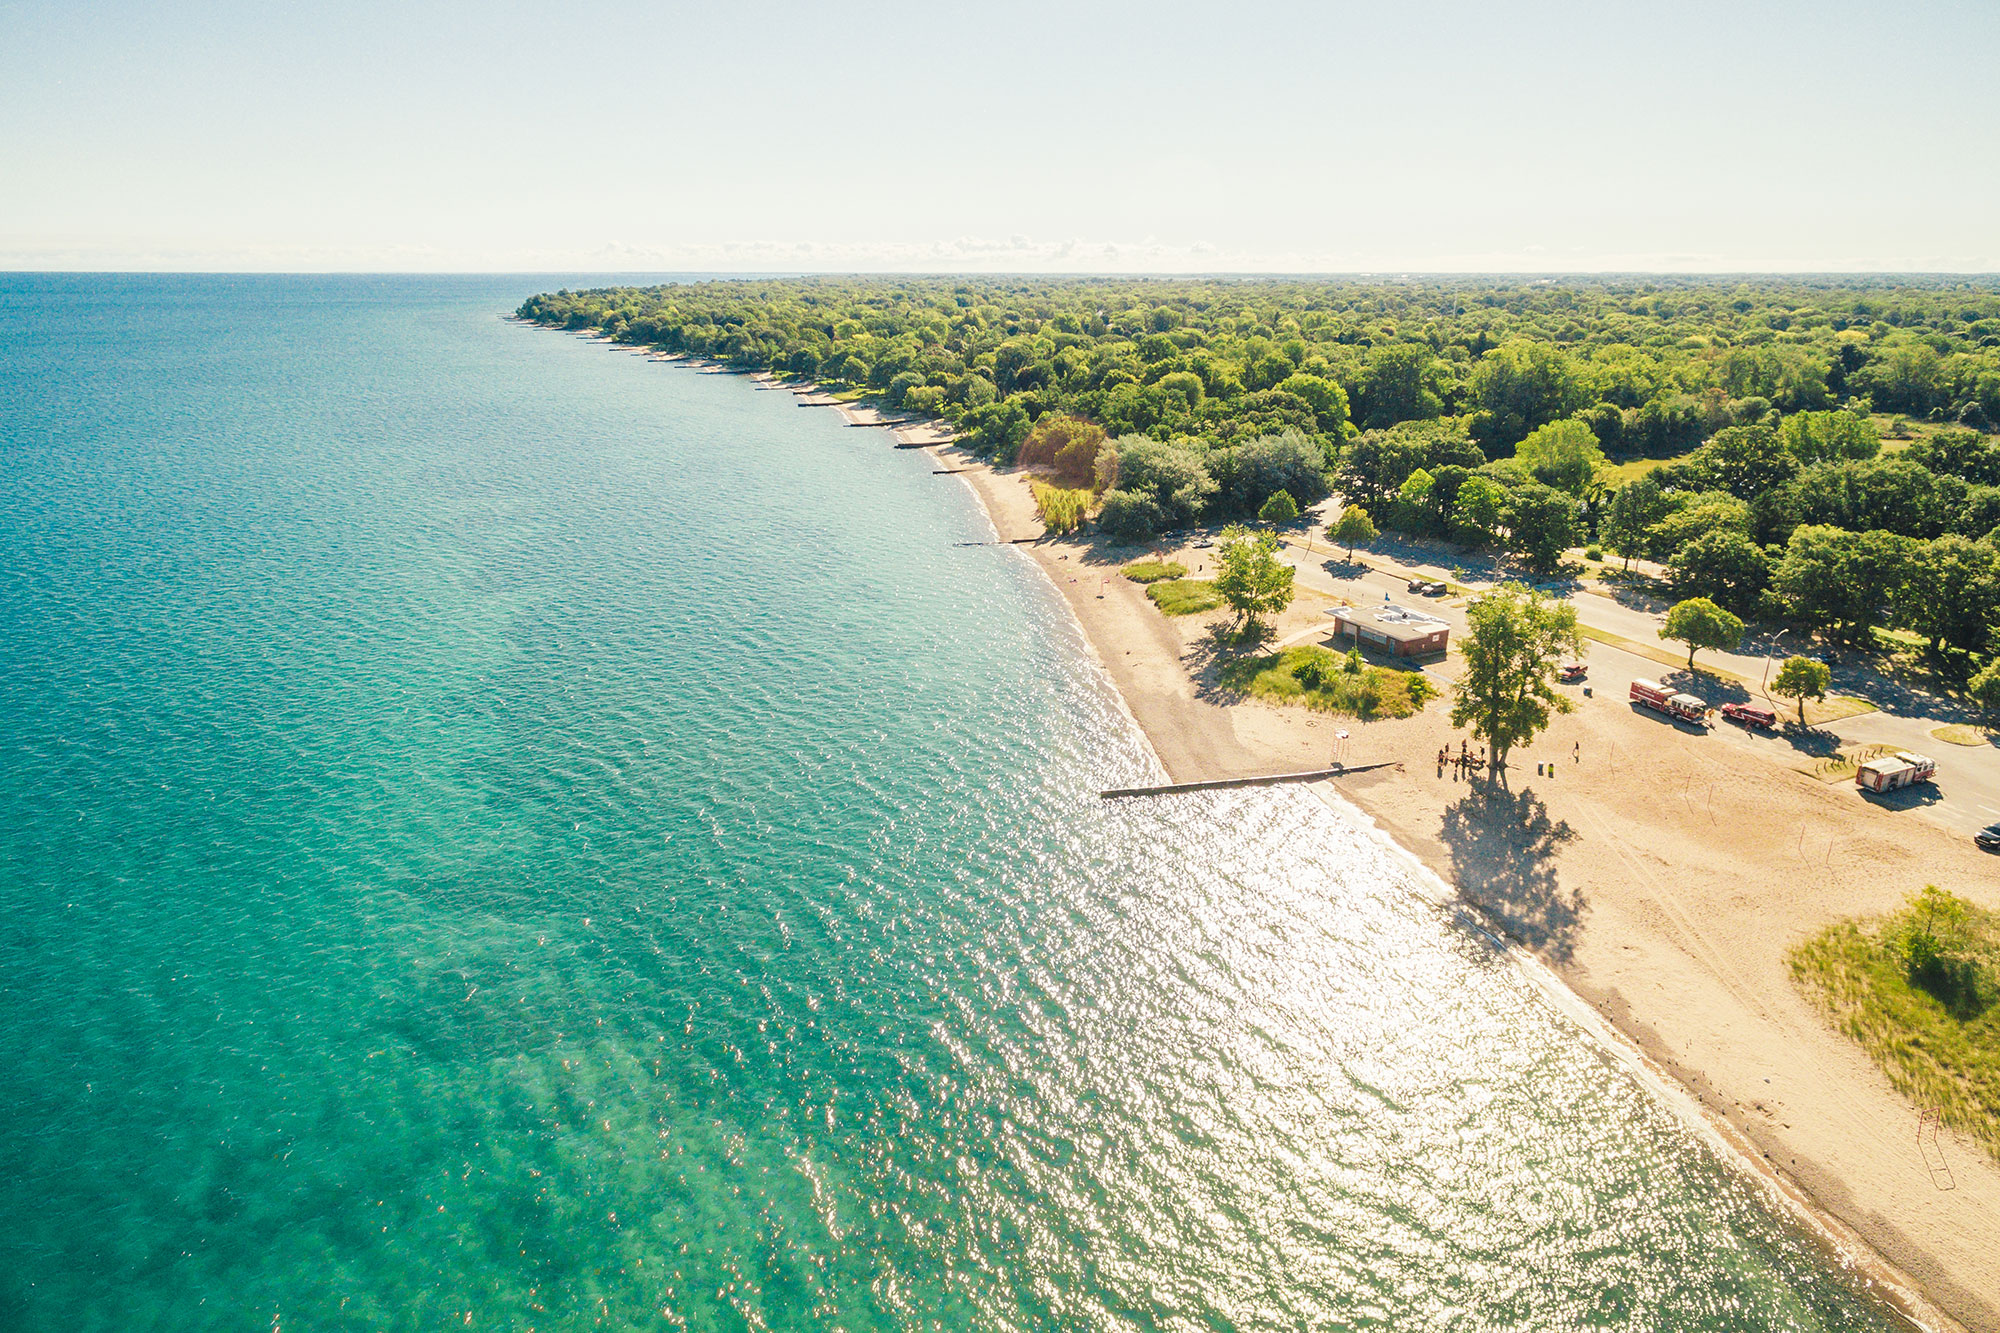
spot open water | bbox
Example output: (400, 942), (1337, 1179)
(0, 275), (1908, 1330)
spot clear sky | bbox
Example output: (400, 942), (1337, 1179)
(3, 0), (1996, 272)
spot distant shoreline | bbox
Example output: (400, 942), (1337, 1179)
(542, 324), (1993, 1333)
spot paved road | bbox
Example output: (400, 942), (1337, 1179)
(1822, 710), (2000, 839)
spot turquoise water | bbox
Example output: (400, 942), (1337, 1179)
(0, 275), (1903, 1331)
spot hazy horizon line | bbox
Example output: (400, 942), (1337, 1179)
(8, 269), (2000, 281)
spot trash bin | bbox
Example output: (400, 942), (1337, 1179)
(1582, 685), (1592, 697)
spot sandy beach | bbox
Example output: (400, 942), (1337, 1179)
(880, 429), (2000, 1331)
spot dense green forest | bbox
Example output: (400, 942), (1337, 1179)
(518, 276), (2000, 675)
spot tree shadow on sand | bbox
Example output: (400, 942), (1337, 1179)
(1439, 785), (1583, 963)
(1186, 620), (1277, 705)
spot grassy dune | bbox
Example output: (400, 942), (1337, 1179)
(1791, 892), (2000, 1159)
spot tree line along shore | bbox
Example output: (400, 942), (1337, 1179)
(520, 276), (2000, 702)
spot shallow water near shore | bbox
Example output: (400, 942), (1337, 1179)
(0, 275), (1908, 1330)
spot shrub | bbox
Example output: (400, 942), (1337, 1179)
(1097, 488), (1163, 543)
(1220, 645), (1437, 719)
(1584, 545), (1603, 562)
(1259, 489), (1300, 523)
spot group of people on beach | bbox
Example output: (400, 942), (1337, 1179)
(1437, 740), (1485, 774)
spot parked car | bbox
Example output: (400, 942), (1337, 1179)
(1977, 823), (2000, 852)
(1403, 577), (1448, 596)
(1720, 702), (1777, 730)
(1557, 663), (1587, 682)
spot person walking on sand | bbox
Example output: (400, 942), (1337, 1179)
(1573, 741), (1580, 763)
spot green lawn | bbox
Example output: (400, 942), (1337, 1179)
(1791, 893), (2000, 1159)
(1145, 579), (1224, 616)
(1122, 559), (1188, 584)
(1601, 451), (1694, 486)
(1218, 644), (1437, 719)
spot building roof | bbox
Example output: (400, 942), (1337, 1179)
(1327, 603), (1450, 643)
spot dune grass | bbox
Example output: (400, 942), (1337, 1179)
(1219, 644), (1438, 720)
(1032, 483), (1093, 534)
(1122, 559), (1188, 584)
(1790, 892), (2000, 1159)
(1145, 579), (1224, 616)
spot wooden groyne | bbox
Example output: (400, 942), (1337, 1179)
(1100, 761), (1399, 800)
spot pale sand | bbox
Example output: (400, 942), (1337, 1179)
(905, 437), (1999, 1331)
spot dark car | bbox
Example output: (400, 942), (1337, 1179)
(1977, 823), (2000, 852)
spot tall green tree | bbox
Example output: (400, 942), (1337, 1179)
(1901, 535), (2000, 655)
(1213, 525), (1296, 630)
(1777, 410), (1880, 465)
(1330, 505), (1377, 558)
(1450, 585), (1584, 772)
(1662, 597), (1745, 670)
(1259, 489), (1300, 523)
(1966, 658), (2000, 722)
(1393, 468), (1436, 534)
(1113, 436), (1217, 529)
(1515, 418), (1606, 496)
(1652, 491), (1753, 559)
(1503, 483), (1581, 573)
(1602, 474), (1669, 567)
(1358, 343), (1444, 427)
(1469, 342), (1587, 450)
(1275, 373), (1351, 435)
(1770, 655), (1831, 726)
(1452, 475), (1508, 546)
(1670, 424), (1800, 501)
(1771, 525), (1914, 643)
(1666, 530), (1770, 615)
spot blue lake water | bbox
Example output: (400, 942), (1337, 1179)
(0, 275), (1904, 1330)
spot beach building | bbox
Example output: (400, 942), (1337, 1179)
(1325, 603), (1450, 659)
